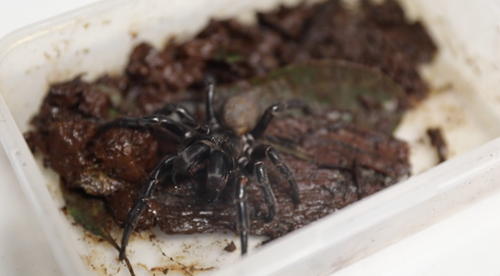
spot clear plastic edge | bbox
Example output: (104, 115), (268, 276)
(0, 0), (126, 56)
(0, 92), (87, 275)
(214, 136), (500, 275)
(0, 0), (305, 274)
(0, 2), (140, 275)
(2, 0), (500, 275)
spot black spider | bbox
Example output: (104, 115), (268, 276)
(96, 82), (303, 261)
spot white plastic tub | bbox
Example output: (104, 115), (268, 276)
(1, 0), (500, 275)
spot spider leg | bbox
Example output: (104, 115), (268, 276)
(252, 145), (300, 204)
(119, 155), (176, 261)
(250, 99), (304, 139)
(97, 115), (190, 138)
(253, 161), (277, 222)
(154, 104), (209, 134)
(351, 160), (363, 199)
(234, 174), (249, 255)
(171, 141), (211, 184)
(205, 79), (218, 125)
(266, 146), (300, 204)
(207, 150), (230, 203)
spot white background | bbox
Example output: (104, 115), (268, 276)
(1, 1), (500, 275)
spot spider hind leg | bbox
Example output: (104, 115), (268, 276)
(253, 161), (277, 222)
(250, 99), (305, 139)
(234, 175), (250, 255)
(251, 145), (301, 205)
(265, 146), (300, 204)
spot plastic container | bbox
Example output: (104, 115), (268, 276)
(1, 0), (500, 275)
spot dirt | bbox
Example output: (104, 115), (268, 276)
(427, 127), (447, 163)
(24, 0), (434, 249)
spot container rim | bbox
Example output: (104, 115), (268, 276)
(0, 1), (142, 275)
(0, 0), (129, 61)
(1, 0), (499, 275)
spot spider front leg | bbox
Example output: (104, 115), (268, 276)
(171, 142), (211, 184)
(207, 150), (230, 203)
(120, 141), (212, 261)
(97, 115), (190, 138)
(119, 155), (176, 261)
(154, 104), (209, 134)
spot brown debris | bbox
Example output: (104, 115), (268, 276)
(24, 0), (432, 241)
(427, 127), (448, 163)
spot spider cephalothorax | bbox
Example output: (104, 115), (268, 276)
(96, 82), (303, 260)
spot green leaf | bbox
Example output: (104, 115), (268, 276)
(219, 59), (407, 133)
(61, 184), (136, 275)
(61, 184), (111, 239)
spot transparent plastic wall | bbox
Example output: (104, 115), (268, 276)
(0, 0), (500, 275)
